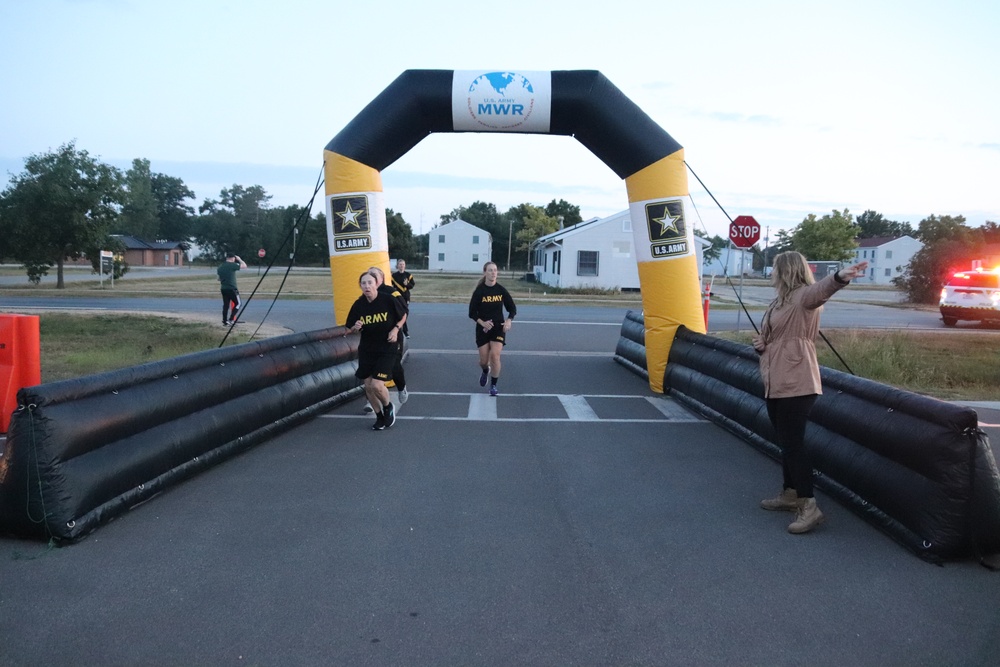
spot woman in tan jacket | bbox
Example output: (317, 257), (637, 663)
(752, 251), (868, 534)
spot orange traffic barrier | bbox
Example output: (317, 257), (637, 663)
(0, 314), (41, 433)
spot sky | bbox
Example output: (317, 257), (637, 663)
(1, 0), (998, 243)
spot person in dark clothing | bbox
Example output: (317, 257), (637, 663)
(216, 252), (247, 325)
(345, 272), (406, 430)
(369, 266), (409, 405)
(391, 259), (415, 338)
(468, 261), (516, 397)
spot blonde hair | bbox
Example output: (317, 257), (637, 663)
(771, 251), (814, 304)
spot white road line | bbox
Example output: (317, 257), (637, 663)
(513, 320), (621, 326)
(320, 392), (707, 423)
(468, 393), (497, 420)
(646, 396), (699, 420)
(324, 415), (707, 423)
(406, 349), (612, 357)
(558, 395), (600, 421)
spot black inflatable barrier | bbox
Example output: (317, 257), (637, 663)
(612, 310), (647, 380)
(0, 327), (366, 542)
(614, 312), (1000, 562)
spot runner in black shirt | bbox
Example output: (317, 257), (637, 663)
(346, 272), (406, 430)
(369, 266), (409, 405)
(468, 261), (517, 396)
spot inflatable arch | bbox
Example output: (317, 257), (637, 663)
(323, 70), (706, 392)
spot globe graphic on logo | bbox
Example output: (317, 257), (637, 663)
(466, 71), (535, 130)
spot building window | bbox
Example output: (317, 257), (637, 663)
(473, 254), (479, 262)
(544, 254), (548, 271)
(885, 250), (893, 259)
(623, 219), (632, 232)
(578, 250), (599, 276)
(885, 268), (891, 277)
(438, 235), (445, 244)
(863, 250), (867, 258)
(472, 235), (479, 244)
(554, 250), (561, 275)
(437, 253), (445, 262)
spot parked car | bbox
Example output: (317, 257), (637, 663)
(939, 268), (1000, 326)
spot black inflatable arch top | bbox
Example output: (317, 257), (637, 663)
(325, 70), (682, 178)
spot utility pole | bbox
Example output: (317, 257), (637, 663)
(507, 220), (513, 278)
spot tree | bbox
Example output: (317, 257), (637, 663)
(789, 209), (858, 261)
(977, 220), (1000, 244)
(894, 214), (982, 303)
(150, 172), (195, 243)
(118, 158), (160, 241)
(195, 184), (272, 259)
(894, 238), (974, 303)
(0, 142), (122, 287)
(544, 198), (583, 226)
(514, 207), (560, 271)
(855, 210), (914, 239)
(386, 208), (416, 261)
(694, 228), (726, 266)
(917, 214), (970, 244)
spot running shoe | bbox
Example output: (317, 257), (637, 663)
(489, 385), (499, 397)
(479, 370), (489, 387)
(383, 401), (396, 428)
(399, 388), (408, 404)
(222, 321), (231, 326)
(371, 413), (386, 430)
(363, 404), (374, 414)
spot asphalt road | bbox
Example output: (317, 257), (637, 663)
(0, 291), (950, 334)
(2, 281), (1000, 666)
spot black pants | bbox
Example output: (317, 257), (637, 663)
(221, 289), (240, 323)
(766, 394), (818, 498)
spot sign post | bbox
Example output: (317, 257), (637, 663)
(728, 216), (760, 333)
(99, 250), (114, 289)
(257, 248), (265, 274)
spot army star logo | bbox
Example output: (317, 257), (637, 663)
(645, 200), (689, 259)
(653, 207), (681, 237)
(330, 195), (370, 235)
(338, 202), (362, 230)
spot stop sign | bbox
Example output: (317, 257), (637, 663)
(258, 248), (266, 258)
(729, 215), (761, 249)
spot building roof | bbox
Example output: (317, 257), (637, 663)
(111, 234), (185, 250)
(533, 213), (617, 247)
(855, 235), (913, 248)
(434, 218), (490, 236)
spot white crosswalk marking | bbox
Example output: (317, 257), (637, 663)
(325, 392), (706, 423)
(558, 395), (600, 421)
(468, 393), (498, 420)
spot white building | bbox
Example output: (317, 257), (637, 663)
(851, 236), (923, 285)
(530, 210), (711, 291)
(703, 245), (756, 278)
(428, 219), (492, 272)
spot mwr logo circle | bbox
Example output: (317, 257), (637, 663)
(466, 72), (536, 130)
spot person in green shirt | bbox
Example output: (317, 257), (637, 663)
(217, 252), (247, 325)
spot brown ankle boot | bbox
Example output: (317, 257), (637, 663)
(760, 488), (798, 511)
(788, 497), (825, 534)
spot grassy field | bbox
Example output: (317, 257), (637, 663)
(4, 267), (999, 400)
(35, 313), (275, 384)
(0, 266), (649, 306)
(718, 329), (1000, 401)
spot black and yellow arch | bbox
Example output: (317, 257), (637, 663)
(324, 70), (705, 392)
